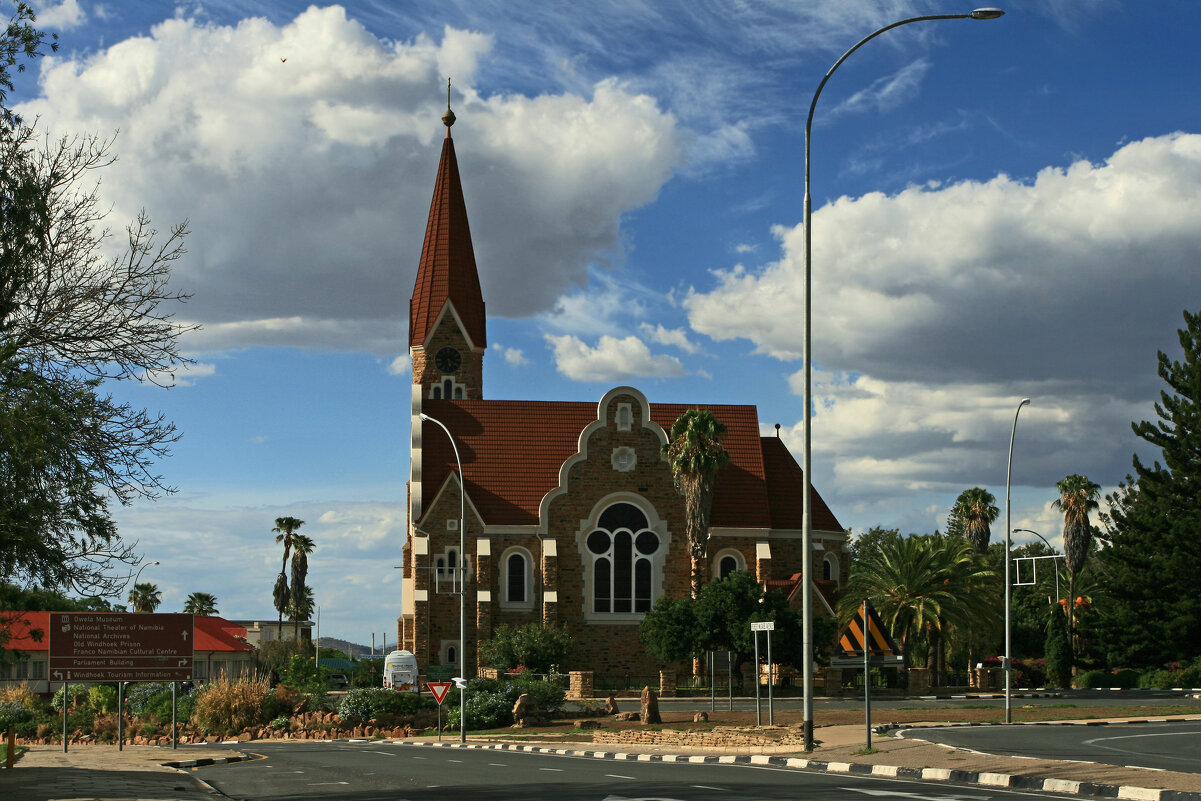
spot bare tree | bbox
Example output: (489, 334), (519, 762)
(1, 123), (197, 595)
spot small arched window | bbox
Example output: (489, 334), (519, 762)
(719, 555), (738, 580)
(507, 553), (526, 603)
(822, 552), (839, 584)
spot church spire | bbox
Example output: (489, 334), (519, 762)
(409, 84), (486, 351)
(409, 85), (486, 401)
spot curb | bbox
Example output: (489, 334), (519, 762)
(875, 715), (1201, 736)
(387, 736), (1201, 801)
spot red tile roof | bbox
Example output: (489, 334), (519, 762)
(0, 612), (252, 654)
(418, 398), (843, 532)
(409, 130), (487, 349)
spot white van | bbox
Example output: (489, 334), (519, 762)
(382, 650), (419, 693)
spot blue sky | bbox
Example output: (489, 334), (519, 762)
(13, 0), (1201, 644)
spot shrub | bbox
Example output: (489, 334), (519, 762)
(88, 685), (118, 715)
(92, 713), (119, 743)
(338, 688), (432, 724)
(1111, 668), (1140, 688)
(1076, 669), (1109, 688)
(1044, 607), (1071, 689)
(478, 623), (573, 673)
(51, 684), (89, 711)
(192, 676), (274, 735)
(1179, 657), (1201, 687)
(1138, 669), (1176, 689)
(125, 683), (172, 716)
(443, 675), (566, 731)
(0, 682), (39, 710)
(0, 700), (33, 731)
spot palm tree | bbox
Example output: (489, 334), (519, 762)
(1052, 473), (1101, 654)
(289, 534), (316, 639)
(183, 592), (219, 616)
(663, 409), (730, 599)
(272, 516), (305, 627)
(287, 584), (315, 633)
(840, 533), (998, 686)
(949, 487), (999, 552)
(128, 582), (162, 613)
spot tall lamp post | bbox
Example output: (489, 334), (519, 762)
(1003, 397), (1031, 723)
(417, 412), (466, 744)
(800, 7), (1004, 750)
(131, 560), (159, 587)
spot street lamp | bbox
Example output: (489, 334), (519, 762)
(800, 8), (1005, 751)
(1012, 527), (1060, 603)
(1003, 398), (1031, 724)
(132, 560), (159, 587)
(418, 412), (466, 744)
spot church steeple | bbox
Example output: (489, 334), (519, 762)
(410, 88), (486, 400)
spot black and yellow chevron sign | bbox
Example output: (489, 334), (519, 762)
(839, 601), (902, 658)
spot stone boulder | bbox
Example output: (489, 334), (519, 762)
(511, 692), (547, 728)
(603, 694), (620, 715)
(640, 686), (662, 725)
(574, 719), (602, 729)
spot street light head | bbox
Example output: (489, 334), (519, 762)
(418, 413), (430, 422)
(970, 8), (1005, 19)
(1019, 397), (1031, 406)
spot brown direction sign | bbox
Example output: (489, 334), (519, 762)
(49, 613), (194, 682)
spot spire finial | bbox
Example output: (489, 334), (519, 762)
(441, 78), (456, 130)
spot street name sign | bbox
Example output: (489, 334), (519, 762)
(750, 621), (775, 631)
(49, 613), (194, 682)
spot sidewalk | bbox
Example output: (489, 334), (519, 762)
(0, 743), (244, 801)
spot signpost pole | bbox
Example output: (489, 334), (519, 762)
(767, 630), (774, 726)
(61, 680), (68, 753)
(863, 599), (871, 750)
(709, 651), (715, 713)
(727, 650), (732, 712)
(753, 631), (761, 726)
(117, 682), (124, 751)
(172, 681), (178, 750)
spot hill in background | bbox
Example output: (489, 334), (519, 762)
(316, 636), (387, 659)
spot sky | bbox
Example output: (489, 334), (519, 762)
(10, 0), (1201, 646)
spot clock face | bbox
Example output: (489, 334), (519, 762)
(434, 347), (461, 373)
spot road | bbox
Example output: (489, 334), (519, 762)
(193, 740), (1082, 801)
(657, 689), (1199, 713)
(898, 720), (1201, 773)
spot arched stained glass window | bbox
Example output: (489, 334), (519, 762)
(588, 502), (659, 614)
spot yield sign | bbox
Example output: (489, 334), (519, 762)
(427, 681), (453, 704)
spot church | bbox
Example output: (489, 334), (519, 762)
(398, 105), (848, 678)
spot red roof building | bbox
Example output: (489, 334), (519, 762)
(399, 109), (847, 677)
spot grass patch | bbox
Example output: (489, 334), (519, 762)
(854, 747), (880, 755)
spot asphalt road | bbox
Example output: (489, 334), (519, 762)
(193, 740), (1085, 801)
(897, 720), (1201, 773)
(657, 689), (1200, 713)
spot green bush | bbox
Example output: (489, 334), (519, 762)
(125, 682), (173, 716)
(1075, 669), (1109, 688)
(1111, 668), (1140, 688)
(1178, 658), (1201, 687)
(88, 685), (118, 715)
(1138, 669), (1176, 689)
(337, 688), (432, 724)
(0, 700), (33, 730)
(443, 675), (566, 731)
(478, 623), (573, 673)
(51, 684), (89, 711)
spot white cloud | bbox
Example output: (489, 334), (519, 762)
(684, 133), (1201, 516)
(33, 0), (85, 30)
(18, 8), (682, 352)
(387, 354), (411, 376)
(546, 334), (686, 382)
(639, 323), (700, 354)
(491, 343), (528, 365)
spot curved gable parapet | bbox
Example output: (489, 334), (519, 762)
(537, 386), (668, 527)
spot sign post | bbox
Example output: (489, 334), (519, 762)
(750, 621), (775, 726)
(49, 613), (194, 752)
(830, 600), (903, 750)
(427, 681), (453, 740)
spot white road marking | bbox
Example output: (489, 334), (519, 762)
(605, 773), (636, 779)
(539, 767), (563, 772)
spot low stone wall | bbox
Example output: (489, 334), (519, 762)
(592, 725), (808, 749)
